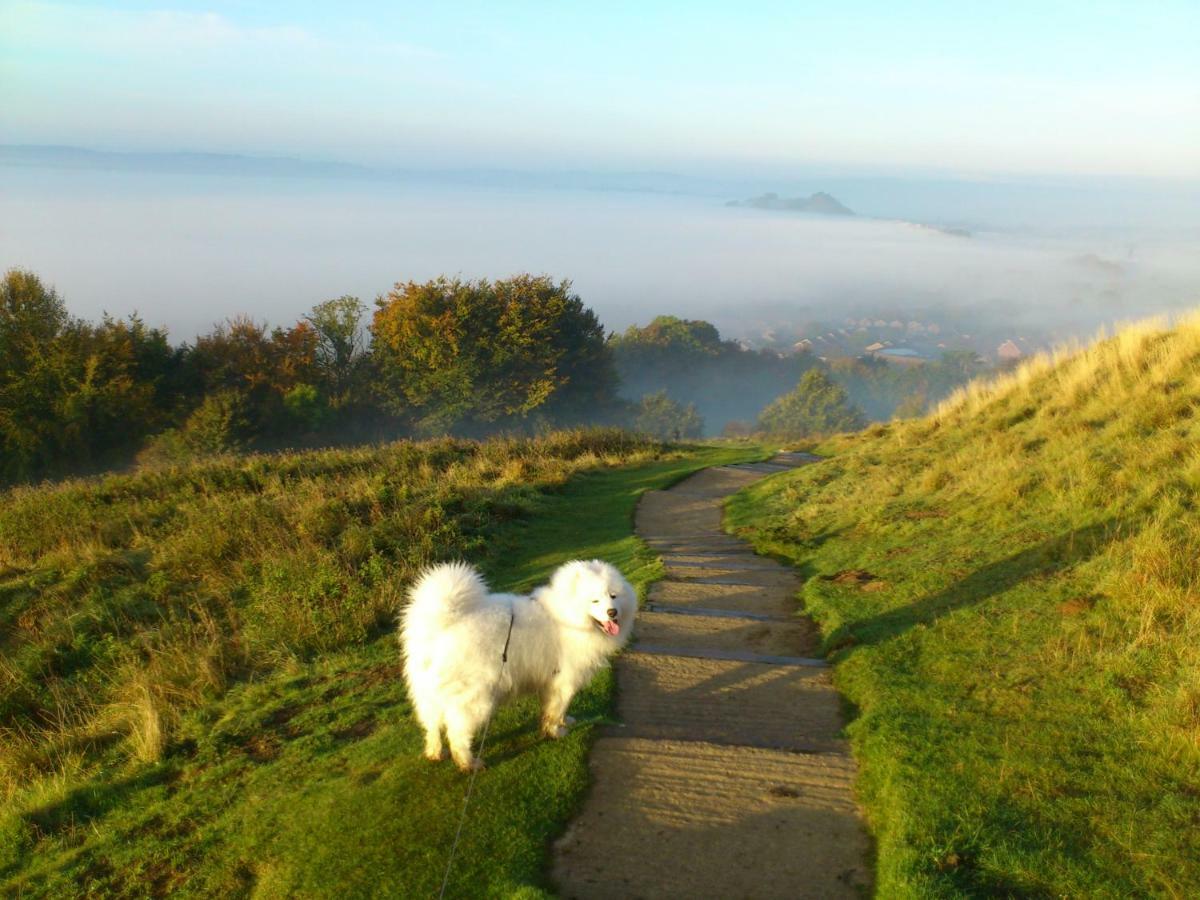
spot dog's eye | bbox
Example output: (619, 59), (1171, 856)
(609, 592), (617, 599)
(592, 598), (599, 604)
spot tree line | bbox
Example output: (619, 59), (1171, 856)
(1, 268), (982, 483)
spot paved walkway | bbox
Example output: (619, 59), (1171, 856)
(553, 454), (871, 899)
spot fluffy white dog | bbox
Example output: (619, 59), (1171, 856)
(400, 559), (636, 771)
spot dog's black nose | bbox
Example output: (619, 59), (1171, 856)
(607, 608), (618, 619)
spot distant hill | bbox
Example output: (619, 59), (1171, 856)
(0, 144), (753, 197)
(726, 191), (855, 215)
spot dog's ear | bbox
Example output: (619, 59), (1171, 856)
(553, 560), (585, 592)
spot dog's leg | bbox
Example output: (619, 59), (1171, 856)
(423, 726), (446, 761)
(540, 679), (575, 739)
(411, 696), (446, 761)
(446, 707), (485, 772)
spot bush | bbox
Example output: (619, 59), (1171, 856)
(140, 390), (249, 464)
(634, 390), (704, 440)
(283, 383), (331, 431)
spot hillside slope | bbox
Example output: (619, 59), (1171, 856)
(727, 315), (1200, 897)
(0, 431), (762, 895)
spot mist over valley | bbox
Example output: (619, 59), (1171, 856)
(4, 146), (1197, 359)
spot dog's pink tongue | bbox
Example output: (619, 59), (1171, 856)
(603, 620), (620, 637)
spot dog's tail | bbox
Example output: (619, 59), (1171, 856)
(401, 561), (490, 642)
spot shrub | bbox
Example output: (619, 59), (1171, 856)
(283, 383), (330, 431)
(140, 390), (249, 464)
(634, 389), (704, 440)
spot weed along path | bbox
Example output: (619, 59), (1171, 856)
(553, 454), (871, 899)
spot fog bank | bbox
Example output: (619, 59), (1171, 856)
(2, 163), (1197, 348)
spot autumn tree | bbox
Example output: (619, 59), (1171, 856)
(0, 270), (177, 479)
(185, 315), (324, 437)
(370, 275), (618, 432)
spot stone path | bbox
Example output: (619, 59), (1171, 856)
(552, 454), (871, 899)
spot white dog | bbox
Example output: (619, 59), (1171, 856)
(400, 559), (636, 771)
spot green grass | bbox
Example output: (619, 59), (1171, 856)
(0, 432), (763, 896)
(726, 316), (1200, 898)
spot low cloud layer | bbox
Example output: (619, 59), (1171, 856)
(2, 165), (1197, 347)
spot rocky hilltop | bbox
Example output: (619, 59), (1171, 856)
(726, 190), (855, 215)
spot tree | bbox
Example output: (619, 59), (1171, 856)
(827, 352), (986, 421)
(55, 315), (175, 463)
(0, 269), (69, 363)
(612, 316), (725, 366)
(757, 369), (866, 438)
(633, 390), (704, 440)
(609, 316), (818, 435)
(370, 275), (618, 433)
(305, 296), (367, 407)
(1, 271), (177, 480)
(268, 320), (320, 394)
(184, 316), (324, 440)
(0, 270), (70, 479)
(188, 316), (273, 404)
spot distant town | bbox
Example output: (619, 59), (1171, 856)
(733, 313), (1038, 366)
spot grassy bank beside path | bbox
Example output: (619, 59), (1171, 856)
(1, 434), (763, 897)
(726, 318), (1200, 897)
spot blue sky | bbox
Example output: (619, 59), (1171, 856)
(2, 0), (1198, 177)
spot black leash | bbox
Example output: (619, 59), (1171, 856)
(501, 608), (515, 662)
(437, 609), (516, 899)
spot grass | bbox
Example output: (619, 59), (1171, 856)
(0, 430), (764, 896)
(726, 314), (1200, 898)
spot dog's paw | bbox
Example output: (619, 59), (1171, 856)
(458, 757), (485, 773)
(424, 748), (447, 762)
(543, 724), (569, 739)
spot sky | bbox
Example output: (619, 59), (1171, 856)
(2, 0), (1198, 178)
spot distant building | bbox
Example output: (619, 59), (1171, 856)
(876, 347), (927, 366)
(864, 341), (887, 353)
(997, 340), (1023, 362)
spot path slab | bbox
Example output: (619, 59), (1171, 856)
(661, 556), (786, 570)
(552, 738), (870, 900)
(613, 651), (846, 752)
(647, 580), (796, 617)
(644, 602), (790, 623)
(635, 608), (819, 657)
